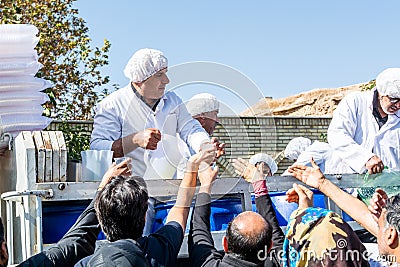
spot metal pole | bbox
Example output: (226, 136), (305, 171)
(5, 200), (13, 264)
(35, 196), (43, 253)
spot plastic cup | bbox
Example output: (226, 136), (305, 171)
(114, 157), (132, 171)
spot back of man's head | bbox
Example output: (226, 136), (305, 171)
(95, 176), (149, 242)
(385, 194), (400, 234)
(225, 211), (272, 263)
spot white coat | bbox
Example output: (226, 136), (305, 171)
(328, 89), (400, 173)
(293, 141), (355, 174)
(282, 141), (355, 175)
(90, 84), (209, 178)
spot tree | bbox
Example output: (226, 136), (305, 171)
(0, 0), (117, 120)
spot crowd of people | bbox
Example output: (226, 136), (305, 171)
(1, 48), (400, 266)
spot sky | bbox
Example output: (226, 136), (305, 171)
(74, 1), (400, 115)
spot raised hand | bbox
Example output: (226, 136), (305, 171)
(368, 188), (388, 223)
(98, 158), (132, 191)
(133, 128), (161, 150)
(198, 163), (219, 188)
(288, 158), (327, 190)
(211, 137), (225, 159)
(285, 183), (314, 209)
(232, 158), (264, 183)
(198, 142), (217, 166)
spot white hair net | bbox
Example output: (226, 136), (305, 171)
(186, 93), (220, 117)
(284, 137), (312, 161)
(376, 68), (400, 98)
(249, 153), (278, 175)
(123, 48), (168, 82)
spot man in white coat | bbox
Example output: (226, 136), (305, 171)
(90, 48), (213, 178)
(328, 68), (400, 174)
(175, 93), (225, 179)
(283, 137), (354, 175)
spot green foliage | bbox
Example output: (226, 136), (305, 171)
(57, 121), (90, 160)
(0, 0), (118, 120)
(360, 79), (376, 91)
(319, 133), (327, 143)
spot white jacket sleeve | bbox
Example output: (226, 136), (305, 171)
(175, 98), (209, 153)
(90, 101), (122, 151)
(327, 95), (374, 173)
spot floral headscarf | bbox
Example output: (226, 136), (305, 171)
(282, 207), (369, 267)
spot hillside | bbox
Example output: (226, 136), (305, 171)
(240, 83), (367, 117)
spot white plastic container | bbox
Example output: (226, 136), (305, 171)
(81, 150), (113, 181)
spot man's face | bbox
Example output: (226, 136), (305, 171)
(138, 68), (169, 101)
(196, 110), (219, 135)
(379, 94), (400, 115)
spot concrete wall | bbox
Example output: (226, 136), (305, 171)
(47, 116), (332, 175)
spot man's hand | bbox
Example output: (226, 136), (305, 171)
(288, 158), (327, 191)
(232, 158), (264, 183)
(211, 137), (225, 159)
(365, 155), (384, 174)
(132, 128), (161, 150)
(98, 158), (132, 191)
(368, 188), (388, 223)
(198, 142), (217, 165)
(198, 163), (219, 193)
(187, 143), (216, 173)
(285, 183), (314, 209)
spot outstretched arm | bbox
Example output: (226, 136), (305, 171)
(188, 163), (220, 267)
(286, 183), (314, 209)
(19, 162), (124, 266)
(288, 158), (379, 236)
(166, 144), (216, 231)
(232, 158), (285, 257)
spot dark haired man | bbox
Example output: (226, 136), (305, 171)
(77, 147), (215, 267)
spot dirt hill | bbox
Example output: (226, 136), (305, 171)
(241, 83), (367, 117)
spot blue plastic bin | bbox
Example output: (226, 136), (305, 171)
(251, 190), (327, 226)
(42, 201), (105, 244)
(152, 197), (243, 233)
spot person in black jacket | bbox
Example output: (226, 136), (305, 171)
(77, 147), (216, 267)
(15, 158), (132, 267)
(189, 160), (284, 267)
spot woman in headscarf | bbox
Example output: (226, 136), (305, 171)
(283, 184), (369, 267)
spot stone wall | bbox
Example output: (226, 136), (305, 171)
(47, 116), (332, 176)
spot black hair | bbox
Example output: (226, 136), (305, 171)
(95, 176), (148, 242)
(385, 194), (400, 234)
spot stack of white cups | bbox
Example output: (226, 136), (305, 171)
(0, 24), (53, 150)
